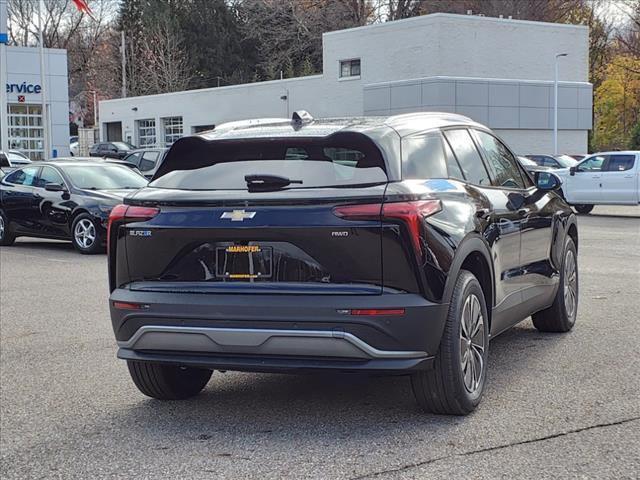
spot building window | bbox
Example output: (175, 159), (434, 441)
(339, 59), (361, 78)
(137, 119), (156, 147)
(7, 104), (44, 160)
(162, 116), (183, 146)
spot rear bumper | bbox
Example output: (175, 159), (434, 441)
(110, 288), (448, 372)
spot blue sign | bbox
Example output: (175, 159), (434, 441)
(0, 33), (8, 44)
(6, 82), (42, 94)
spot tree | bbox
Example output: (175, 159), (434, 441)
(592, 55), (640, 150)
(630, 120), (640, 149)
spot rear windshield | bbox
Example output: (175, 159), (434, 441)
(151, 136), (388, 190)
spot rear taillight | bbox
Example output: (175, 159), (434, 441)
(107, 204), (160, 251)
(333, 200), (441, 256)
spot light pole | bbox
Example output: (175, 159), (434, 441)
(554, 53), (568, 155)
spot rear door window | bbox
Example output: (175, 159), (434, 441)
(401, 132), (448, 179)
(443, 129), (491, 186)
(605, 154), (635, 172)
(5, 166), (39, 186)
(473, 130), (527, 189)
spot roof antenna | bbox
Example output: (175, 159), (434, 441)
(291, 110), (313, 130)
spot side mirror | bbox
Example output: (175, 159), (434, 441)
(534, 171), (561, 191)
(44, 183), (66, 192)
(569, 166), (577, 176)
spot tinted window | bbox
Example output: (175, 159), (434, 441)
(443, 129), (490, 186)
(38, 166), (65, 187)
(63, 165), (148, 190)
(474, 130), (526, 189)
(5, 166), (39, 186)
(0, 153), (9, 168)
(578, 156), (605, 172)
(402, 132), (448, 179)
(140, 151), (159, 171)
(605, 154), (635, 172)
(124, 152), (142, 167)
(443, 137), (464, 180)
(542, 157), (560, 168)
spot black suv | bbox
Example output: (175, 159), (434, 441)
(107, 112), (578, 415)
(89, 142), (136, 159)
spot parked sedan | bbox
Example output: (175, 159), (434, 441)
(89, 141), (136, 160)
(0, 161), (148, 253)
(123, 148), (168, 179)
(517, 156), (552, 175)
(525, 154), (578, 169)
(108, 111), (578, 415)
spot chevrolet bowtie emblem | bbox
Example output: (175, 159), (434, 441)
(220, 209), (257, 222)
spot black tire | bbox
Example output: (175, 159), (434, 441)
(0, 209), (16, 246)
(411, 270), (489, 415)
(574, 204), (594, 215)
(532, 237), (578, 332)
(70, 213), (103, 254)
(127, 361), (212, 400)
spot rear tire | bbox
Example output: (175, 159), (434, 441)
(127, 361), (212, 400)
(411, 270), (489, 415)
(532, 237), (578, 332)
(0, 210), (16, 246)
(573, 204), (593, 215)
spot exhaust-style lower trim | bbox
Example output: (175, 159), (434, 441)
(118, 325), (428, 360)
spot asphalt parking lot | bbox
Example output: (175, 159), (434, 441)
(1, 206), (639, 479)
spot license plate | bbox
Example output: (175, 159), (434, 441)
(216, 245), (273, 279)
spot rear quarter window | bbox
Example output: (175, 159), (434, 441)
(401, 132), (448, 180)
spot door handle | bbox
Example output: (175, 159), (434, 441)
(624, 175), (633, 178)
(517, 208), (529, 217)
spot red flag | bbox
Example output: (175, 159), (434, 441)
(71, 0), (95, 19)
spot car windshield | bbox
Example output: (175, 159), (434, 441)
(63, 165), (148, 190)
(554, 155), (578, 168)
(113, 142), (135, 150)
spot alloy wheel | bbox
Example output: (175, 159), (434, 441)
(460, 293), (485, 394)
(563, 249), (577, 320)
(74, 219), (96, 249)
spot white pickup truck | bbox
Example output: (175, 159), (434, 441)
(555, 151), (640, 214)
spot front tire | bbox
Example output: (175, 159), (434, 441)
(71, 213), (103, 254)
(573, 204), (593, 215)
(127, 361), (212, 400)
(0, 210), (16, 246)
(411, 270), (489, 415)
(532, 237), (578, 332)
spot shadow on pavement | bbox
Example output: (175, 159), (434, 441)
(107, 321), (568, 440)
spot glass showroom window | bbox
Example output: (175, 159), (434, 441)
(339, 59), (361, 78)
(163, 117), (183, 146)
(8, 104), (44, 160)
(137, 119), (156, 147)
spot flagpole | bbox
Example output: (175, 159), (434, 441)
(38, 0), (51, 160)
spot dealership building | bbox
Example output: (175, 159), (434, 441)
(100, 13), (592, 155)
(0, 0), (70, 159)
